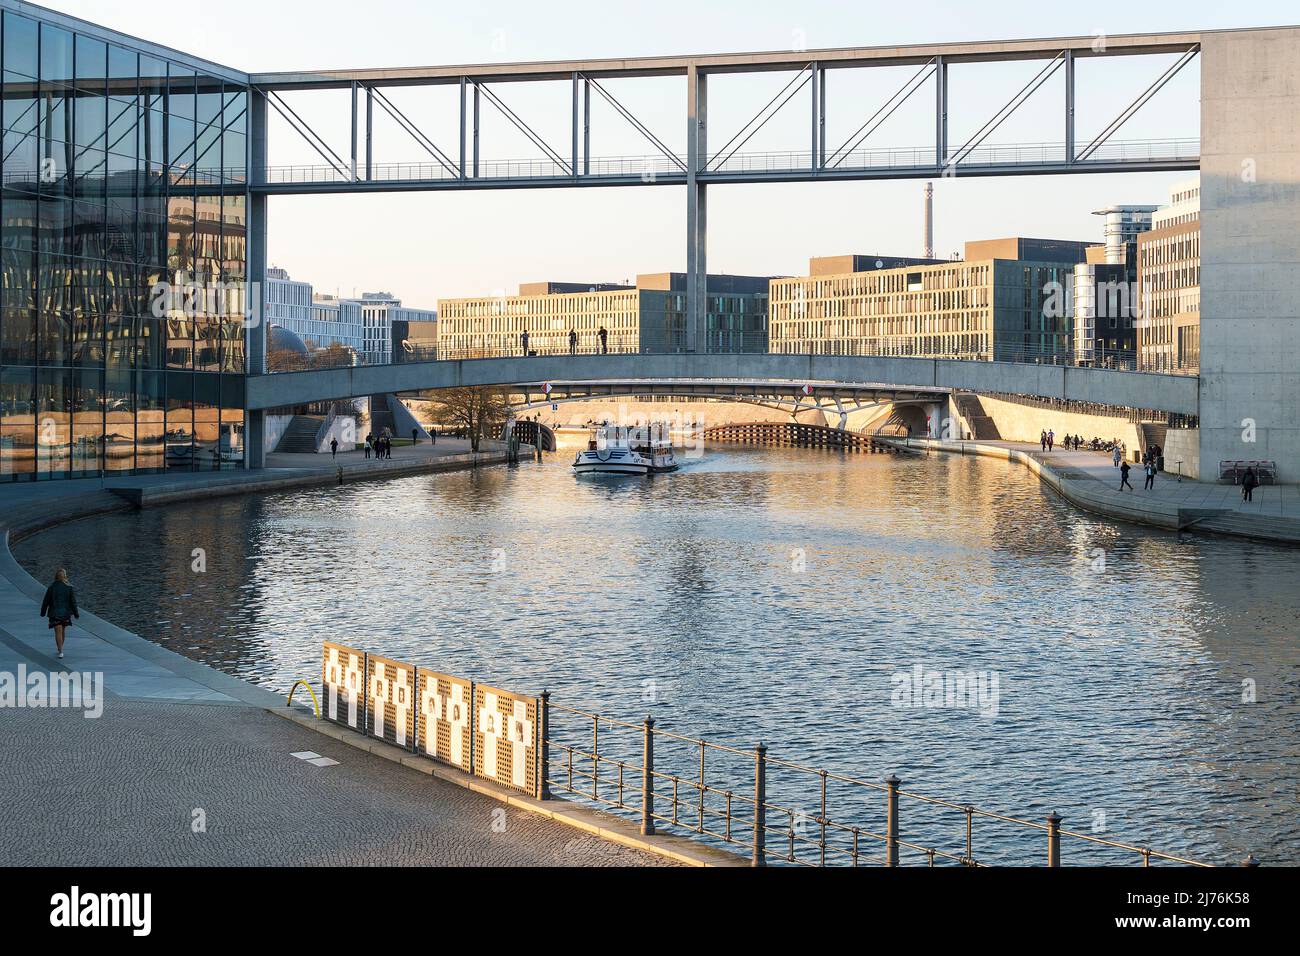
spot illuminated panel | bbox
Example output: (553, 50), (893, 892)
(473, 684), (538, 796)
(417, 669), (473, 773)
(366, 655), (417, 750)
(322, 642), (366, 730)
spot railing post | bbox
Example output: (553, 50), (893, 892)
(753, 743), (767, 868)
(641, 716), (655, 836)
(537, 691), (551, 800)
(1047, 812), (1063, 867)
(885, 775), (902, 867)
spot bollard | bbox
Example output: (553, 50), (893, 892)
(537, 691), (551, 801)
(885, 775), (902, 867)
(753, 744), (767, 867)
(641, 717), (655, 836)
(1047, 812), (1063, 867)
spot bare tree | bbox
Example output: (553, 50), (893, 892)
(427, 387), (511, 452)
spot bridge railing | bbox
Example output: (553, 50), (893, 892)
(259, 339), (1198, 375)
(258, 138), (1199, 186)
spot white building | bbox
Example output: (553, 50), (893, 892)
(263, 269), (436, 366)
(1151, 178), (1201, 229)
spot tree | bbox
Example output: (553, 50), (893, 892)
(427, 387), (511, 452)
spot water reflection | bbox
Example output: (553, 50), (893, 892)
(17, 444), (1299, 864)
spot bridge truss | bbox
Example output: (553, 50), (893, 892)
(245, 31), (1202, 366)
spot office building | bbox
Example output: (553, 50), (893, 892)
(437, 273), (771, 357)
(1, 3), (249, 479)
(768, 240), (1088, 361)
(1137, 179), (1201, 371)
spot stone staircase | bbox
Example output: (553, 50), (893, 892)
(1139, 422), (1169, 459)
(275, 415), (324, 454)
(954, 394), (1002, 440)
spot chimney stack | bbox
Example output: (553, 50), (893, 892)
(924, 182), (935, 259)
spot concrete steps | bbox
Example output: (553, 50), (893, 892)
(275, 415), (324, 454)
(954, 394), (1002, 441)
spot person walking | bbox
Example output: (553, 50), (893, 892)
(330, 437), (338, 460)
(569, 329), (578, 355)
(1041, 430), (1048, 452)
(1144, 460), (1157, 491)
(412, 428), (419, 446)
(1046, 430), (1055, 453)
(364, 432), (374, 460)
(598, 326), (609, 355)
(521, 329), (530, 356)
(1120, 460), (1134, 492)
(1242, 466), (1259, 502)
(39, 569), (79, 660)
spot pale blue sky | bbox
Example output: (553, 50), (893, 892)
(38, 0), (1300, 307)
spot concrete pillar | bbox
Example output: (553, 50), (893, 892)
(246, 91), (270, 471)
(1199, 28), (1300, 481)
(687, 66), (707, 355)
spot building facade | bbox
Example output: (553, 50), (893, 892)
(1137, 178), (1201, 371)
(1, 2), (249, 480)
(437, 273), (770, 357)
(769, 240), (1087, 362)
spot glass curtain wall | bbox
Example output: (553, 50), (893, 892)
(0, 7), (247, 481)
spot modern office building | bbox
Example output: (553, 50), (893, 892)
(264, 268), (437, 367)
(437, 273), (771, 357)
(1069, 206), (1156, 367)
(1137, 179), (1201, 371)
(769, 240), (1088, 361)
(1, 2), (249, 480)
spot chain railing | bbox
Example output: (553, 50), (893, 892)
(542, 700), (1225, 868)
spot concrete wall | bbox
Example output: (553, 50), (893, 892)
(264, 414), (294, 454)
(1162, 428), (1201, 480)
(960, 394), (1144, 461)
(1200, 28), (1300, 481)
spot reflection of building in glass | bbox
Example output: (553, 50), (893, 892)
(437, 273), (770, 357)
(1137, 179), (1201, 372)
(769, 240), (1087, 361)
(1, 3), (248, 480)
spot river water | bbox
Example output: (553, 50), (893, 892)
(17, 441), (1299, 865)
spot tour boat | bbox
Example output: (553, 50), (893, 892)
(573, 424), (679, 476)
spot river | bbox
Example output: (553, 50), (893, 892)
(17, 441), (1299, 865)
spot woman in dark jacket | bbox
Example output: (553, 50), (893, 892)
(39, 568), (79, 660)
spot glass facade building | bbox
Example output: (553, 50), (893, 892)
(1, 3), (248, 480)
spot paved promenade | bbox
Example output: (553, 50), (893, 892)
(0, 455), (672, 868)
(900, 438), (1300, 544)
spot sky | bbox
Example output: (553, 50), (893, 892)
(35, 0), (1300, 307)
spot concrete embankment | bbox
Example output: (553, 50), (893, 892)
(891, 438), (1300, 546)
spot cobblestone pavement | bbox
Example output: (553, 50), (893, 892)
(0, 699), (672, 867)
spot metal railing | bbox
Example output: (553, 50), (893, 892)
(259, 138), (1198, 186)
(542, 700), (1223, 868)
(260, 339), (1200, 375)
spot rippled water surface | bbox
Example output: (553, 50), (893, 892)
(18, 443), (1300, 864)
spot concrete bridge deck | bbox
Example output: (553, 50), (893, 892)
(246, 353), (1201, 417)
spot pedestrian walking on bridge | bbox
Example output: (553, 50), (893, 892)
(39, 569), (79, 661)
(1120, 461), (1134, 492)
